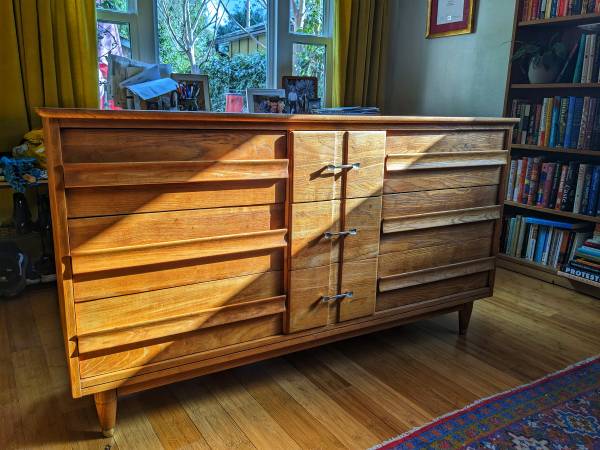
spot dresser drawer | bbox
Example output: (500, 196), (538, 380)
(291, 131), (385, 202)
(338, 258), (378, 322)
(290, 197), (381, 270)
(75, 271), (285, 353)
(386, 130), (506, 154)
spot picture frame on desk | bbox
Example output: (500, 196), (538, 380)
(426, 0), (476, 39)
(171, 73), (211, 112)
(246, 88), (286, 113)
(282, 76), (318, 113)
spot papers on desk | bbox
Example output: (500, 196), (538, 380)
(313, 106), (380, 115)
(126, 77), (178, 101)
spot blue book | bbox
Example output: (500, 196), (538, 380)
(586, 166), (600, 215)
(551, 0), (558, 17)
(523, 217), (587, 229)
(569, 98), (585, 149)
(573, 35), (586, 83)
(564, 96), (577, 148)
(534, 226), (549, 263)
(549, 97), (561, 148)
(578, 245), (600, 258)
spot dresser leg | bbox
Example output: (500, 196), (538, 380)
(458, 302), (473, 336)
(94, 389), (117, 437)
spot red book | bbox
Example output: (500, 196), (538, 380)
(542, 162), (556, 207)
(532, 0), (540, 18)
(555, 164), (569, 210)
(558, 0), (565, 15)
(584, 240), (600, 249)
(535, 162), (550, 206)
(557, 231), (570, 266)
(527, 158), (543, 205)
(519, 157), (530, 203)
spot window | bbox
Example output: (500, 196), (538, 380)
(95, 0), (333, 110)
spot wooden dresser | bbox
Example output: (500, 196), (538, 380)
(38, 109), (516, 436)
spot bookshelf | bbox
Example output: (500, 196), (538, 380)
(502, 0), (600, 293)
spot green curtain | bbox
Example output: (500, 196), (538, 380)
(0, 0), (98, 152)
(333, 0), (390, 108)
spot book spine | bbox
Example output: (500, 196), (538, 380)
(564, 265), (600, 283)
(592, 34), (600, 82)
(573, 35), (587, 83)
(522, 104), (531, 144)
(577, 96), (590, 149)
(568, 260), (600, 275)
(555, 164), (569, 209)
(506, 159), (517, 201)
(534, 226), (548, 262)
(548, 162), (562, 208)
(514, 159), (525, 202)
(542, 162), (556, 207)
(581, 34), (592, 83)
(570, 97), (585, 148)
(558, 97), (569, 146)
(580, 166), (593, 213)
(523, 157), (534, 203)
(561, 161), (579, 211)
(526, 224), (539, 260)
(549, 96), (561, 147)
(586, 165), (600, 215)
(564, 96), (576, 147)
(573, 163), (589, 213)
(538, 98), (548, 144)
(584, 97), (597, 149)
(535, 162), (549, 206)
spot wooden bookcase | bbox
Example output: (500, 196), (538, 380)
(501, 2), (600, 296)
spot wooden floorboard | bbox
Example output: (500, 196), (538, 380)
(1, 268), (598, 449)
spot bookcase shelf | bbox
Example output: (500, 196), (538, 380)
(503, 1), (600, 295)
(518, 12), (600, 28)
(511, 83), (600, 89)
(557, 270), (600, 288)
(511, 144), (600, 156)
(504, 200), (600, 223)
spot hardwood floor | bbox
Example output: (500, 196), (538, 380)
(1, 268), (599, 449)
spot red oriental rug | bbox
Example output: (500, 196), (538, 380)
(371, 356), (600, 450)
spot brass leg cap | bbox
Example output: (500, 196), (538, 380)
(102, 428), (115, 438)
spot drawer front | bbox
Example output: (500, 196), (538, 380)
(339, 258), (378, 322)
(292, 131), (344, 202)
(291, 130), (386, 202)
(288, 264), (338, 332)
(376, 273), (489, 312)
(290, 200), (341, 270)
(75, 271), (285, 353)
(343, 196), (382, 262)
(79, 315), (282, 379)
(386, 130), (506, 154)
(385, 166), (501, 194)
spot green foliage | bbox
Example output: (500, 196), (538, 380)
(201, 52), (267, 111)
(158, 21), (191, 73)
(512, 33), (567, 70)
(96, 0), (128, 11)
(218, 1), (267, 36)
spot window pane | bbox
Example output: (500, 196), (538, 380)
(292, 43), (325, 100)
(289, 0), (324, 35)
(97, 21), (132, 109)
(96, 0), (129, 12)
(158, 0), (268, 112)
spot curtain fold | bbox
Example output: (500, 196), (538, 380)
(0, 0), (98, 151)
(333, 0), (390, 109)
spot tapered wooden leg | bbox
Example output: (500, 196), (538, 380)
(94, 389), (117, 437)
(458, 302), (474, 335)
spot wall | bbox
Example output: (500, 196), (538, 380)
(384, 0), (516, 117)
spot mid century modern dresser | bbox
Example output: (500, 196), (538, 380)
(38, 108), (516, 436)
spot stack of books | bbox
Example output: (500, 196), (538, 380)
(506, 158), (600, 216)
(563, 223), (600, 282)
(501, 215), (593, 268)
(511, 97), (600, 150)
(521, 0), (600, 21)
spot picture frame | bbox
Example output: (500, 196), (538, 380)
(282, 76), (318, 114)
(171, 73), (211, 111)
(426, 0), (475, 39)
(246, 88), (286, 113)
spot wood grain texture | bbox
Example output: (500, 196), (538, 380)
(291, 131), (344, 202)
(376, 273), (490, 311)
(382, 186), (499, 217)
(70, 229), (288, 273)
(290, 200), (341, 270)
(61, 129), (287, 162)
(378, 238), (493, 277)
(380, 221), (495, 254)
(384, 166), (501, 193)
(379, 257), (496, 292)
(79, 315), (282, 379)
(94, 389), (117, 437)
(73, 249), (283, 302)
(386, 130), (507, 153)
(77, 296), (286, 354)
(6, 268), (598, 450)
(66, 180), (286, 218)
(63, 160), (289, 188)
(345, 131), (386, 198)
(76, 271), (284, 336)
(339, 258), (378, 322)
(69, 204), (285, 252)
(343, 196), (382, 262)
(386, 151), (508, 171)
(382, 206), (501, 234)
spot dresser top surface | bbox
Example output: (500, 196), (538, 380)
(38, 108), (518, 128)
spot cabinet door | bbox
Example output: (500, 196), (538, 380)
(345, 131), (386, 199)
(343, 196), (382, 262)
(291, 131), (344, 202)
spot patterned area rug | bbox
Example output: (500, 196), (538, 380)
(372, 356), (600, 450)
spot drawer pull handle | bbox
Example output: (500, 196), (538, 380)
(323, 228), (358, 239)
(326, 162), (360, 171)
(321, 291), (354, 303)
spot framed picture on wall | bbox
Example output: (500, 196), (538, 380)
(426, 0), (476, 39)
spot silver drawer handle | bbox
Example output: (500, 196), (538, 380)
(321, 291), (354, 303)
(323, 228), (357, 239)
(326, 162), (360, 171)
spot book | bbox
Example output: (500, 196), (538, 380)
(549, 97), (561, 147)
(572, 163), (589, 213)
(555, 164), (569, 210)
(560, 161), (579, 211)
(577, 96), (591, 149)
(556, 40), (581, 83)
(580, 166), (594, 213)
(573, 34), (587, 83)
(548, 163), (562, 208)
(564, 96), (577, 148)
(563, 264), (600, 283)
(514, 159), (525, 202)
(506, 159), (518, 201)
(569, 260), (600, 275)
(558, 97), (570, 146)
(526, 224), (539, 260)
(534, 226), (549, 262)
(527, 157), (542, 205)
(523, 216), (589, 229)
(581, 35), (592, 83)
(585, 166), (600, 215)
